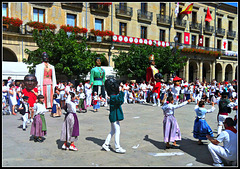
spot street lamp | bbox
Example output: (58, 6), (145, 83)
(173, 35), (178, 77)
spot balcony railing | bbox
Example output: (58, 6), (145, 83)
(61, 3), (83, 10)
(204, 25), (214, 34)
(190, 22), (201, 32)
(90, 3), (109, 14)
(174, 18), (187, 29)
(115, 4), (133, 19)
(137, 9), (153, 23)
(227, 30), (236, 38)
(216, 27), (225, 36)
(3, 24), (21, 34)
(156, 14), (171, 26)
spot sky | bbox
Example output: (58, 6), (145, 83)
(223, 2), (238, 7)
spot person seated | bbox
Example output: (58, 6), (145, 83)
(206, 117), (237, 167)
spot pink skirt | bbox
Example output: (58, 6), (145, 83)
(163, 115), (181, 143)
(30, 114), (47, 137)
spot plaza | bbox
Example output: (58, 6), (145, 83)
(2, 102), (237, 167)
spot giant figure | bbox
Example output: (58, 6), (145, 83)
(146, 54), (159, 83)
(35, 52), (57, 108)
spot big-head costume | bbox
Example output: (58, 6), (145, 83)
(146, 54), (159, 83)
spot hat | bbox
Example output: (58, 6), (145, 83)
(149, 54), (154, 61)
(23, 96), (29, 100)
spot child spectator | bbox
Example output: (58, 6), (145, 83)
(93, 92), (100, 112)
(17, 96), (30, 131)
(78, 88), (87, 113)
(51, 94), (61, 117)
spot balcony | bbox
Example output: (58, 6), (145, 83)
(216, 27), (225, 37)
(3, 24), (21, 34)
(156, 14), (171, 27)
(115, 4), (133, 20)
(227, 30), (236, 39)
(204, 25), (214, 35)
(137, 10), (153, 24)
(174, 18), (187, 29)
(90, 3), (109, 15)
(190, 22), (201, 33)
(61, 3), (83, 12)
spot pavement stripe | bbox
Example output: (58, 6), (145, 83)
(148, 152), (184, 157)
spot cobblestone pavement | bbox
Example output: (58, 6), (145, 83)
(2, 102), (237, 167)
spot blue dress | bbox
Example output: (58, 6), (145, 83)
(193, 106), (214, 140)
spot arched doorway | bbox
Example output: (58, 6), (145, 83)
(225, 64), (232, 81)
(203, 62), (211, 83)
(189, 61), (198, 82)
(215, 63), (222, 82)
(3, 47), (18, 62)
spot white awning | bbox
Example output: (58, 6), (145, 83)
(2, 61), (32, 80)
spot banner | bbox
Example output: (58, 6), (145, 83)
(184, 32), (190, 45)
(222, 39), (228, 50)
(179, 3), (194, 15)
(198, 35), (203, 46)
(175, 2), (179, 17)
(112, 35), (170, 47)
(205, 7), (212, 22)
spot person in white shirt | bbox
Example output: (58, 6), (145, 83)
(123, 82), (130, 104)
(60, 92), (79, 151)
(58, 81), (66, 109)
(76, 82), (84, 93)
(8, 84), (17, 115)
(30, 95), (48, 142)
(140, 81), (148, 102)
(77, 88), (87, 112)
(127, 88), (135, 104)
(172, 82), (181, 105)
(84, 80), (93, 107)
(207, 117), (237, 167)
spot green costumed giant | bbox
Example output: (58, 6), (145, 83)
(90, 57), (106, 99)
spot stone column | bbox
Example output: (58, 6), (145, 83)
(185, 59), (189, 82)
(222, 63), (225, 82)
(212, 61), (216, 80)
(199, 60), (203, 82)
(232, 63), (236, 81)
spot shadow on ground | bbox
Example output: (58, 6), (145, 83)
(143, 135), (166, 150)
(180, 137), (213, 165)
(56, 139), (66, 149)
(85, 137), (105, 147)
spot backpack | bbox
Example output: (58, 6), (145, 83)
(219, 98), (231, 113)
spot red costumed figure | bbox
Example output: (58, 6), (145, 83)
(146, 54), (159, 83)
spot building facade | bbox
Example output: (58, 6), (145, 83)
(2, 2), (238, 82)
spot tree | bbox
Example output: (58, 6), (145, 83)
(23, 28), (105, 81)
(112, 43), (187, 81)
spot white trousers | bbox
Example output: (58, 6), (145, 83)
(104, 121), (121, 149)
(153, 93), (160, 105)
(124, 91), (128, 104)
(208, 143), (236, 164)
(218, 114), (229, 135)
(86, 93), (92, 106)
(22, 113), (29, 129)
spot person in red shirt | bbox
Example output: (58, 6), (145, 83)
(152, 73), (163, 107)
(22, 74), (38, 123)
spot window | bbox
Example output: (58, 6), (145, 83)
(119, 22), (127, 36)
(159, 29), (165, 41)
(192, 11), (197, 23)
(191, 35), (197, 46)
(205, 37), (210, 48)
(217, 18), (222, 28)
(67, 13), (77, 27)
(217, 39), (221, 50)
(205, 21), (210, 27)
(228, 21), (232, 31)
(2, 3), (8, 17)
(176, 32), (182, 43)
(160, 3), (166, 16)
(141, 3), (147, 13)
(33, 8), (45, 23)
(141, 26), (147, 39)
(119, 2), (127, 10)
(95, 19), (103, 42)
(228, 41), (232, 51)
(177, 8), (182, 20)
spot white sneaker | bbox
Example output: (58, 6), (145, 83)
(152, 104), (157, 107)
(69, 144), (78, 151)
(27, 120), (30, 124)
(213, 163), (224, 167)
(115, 147), (126, 153)
(62, 143), (69, 150)
(102, 144), (110, 151)
(30, 119), (33, 123)
(158, 104), (160, 107)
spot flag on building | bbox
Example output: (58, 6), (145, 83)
(205, 7), (212, 22)
(198, 35), (203, 46)
(179, 3), (194, 15)
(175, 2), (179, 17)
(184, 32), (190, 45)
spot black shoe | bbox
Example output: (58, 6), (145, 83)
(23, 128), (26, 131)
